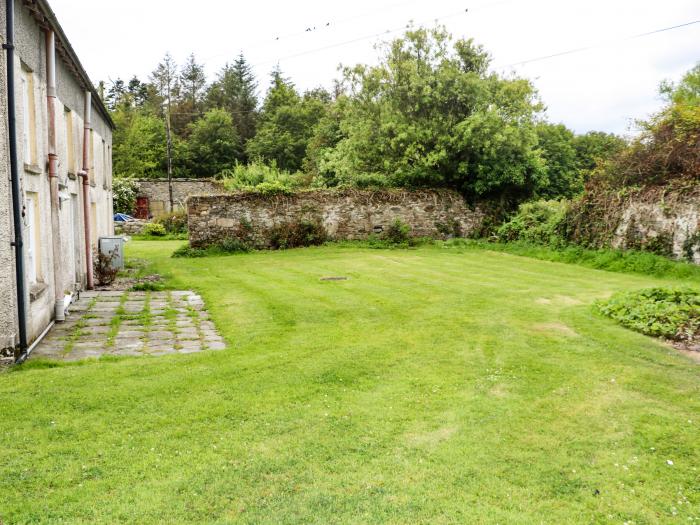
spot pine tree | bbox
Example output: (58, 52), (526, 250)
(180, 53), (207, 110)
(205, 53), (259, 157)
(150, 53), (179, 104)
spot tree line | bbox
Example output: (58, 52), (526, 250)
(108, 26), (627, 208)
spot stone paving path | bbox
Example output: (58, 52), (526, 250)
(31, 290), (226, 361)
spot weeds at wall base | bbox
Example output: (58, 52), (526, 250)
(443, 239), (700, 281)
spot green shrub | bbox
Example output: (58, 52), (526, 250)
(172, 238), (252, 258)
(172, 245), (207, 258)
(142, 223), (167, 237)
(497, 200), (568, 246)
(384, 219), (412, 245)
(218, 161), (307, 193)
(268, 220), (327, 250)
(596, 287), (700, 341)
(155, 211), (188, 234)
(217, 238), (253, 253)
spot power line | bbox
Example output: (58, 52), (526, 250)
(202, 0), (448, 63)
(253, 7), (473, 68)
(503, 19), (700, 68)
(203, 0), (516, 68)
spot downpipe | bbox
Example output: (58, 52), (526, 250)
(45, 30), (65, 322)
(4, 0), (29, 360)
(80, 91), (94, 289)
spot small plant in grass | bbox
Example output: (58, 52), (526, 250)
(596, 287), (700, 343)
(172, 245), (208, 258)
(142, 223), (167, 237)
(131, 281), (165, 292)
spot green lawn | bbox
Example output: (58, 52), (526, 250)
(2, 241), (699, 524)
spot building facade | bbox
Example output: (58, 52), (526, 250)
(1, 0), (114, 361)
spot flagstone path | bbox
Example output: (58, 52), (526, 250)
(30, 290), (226, 361)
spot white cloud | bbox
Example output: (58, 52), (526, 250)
(49, 0), (699, 134)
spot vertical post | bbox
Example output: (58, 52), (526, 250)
(46, 29), (64, 322)
(81, 91), (94, 289)
(4, 0), (28, 358)
(165, 107), (174, 212)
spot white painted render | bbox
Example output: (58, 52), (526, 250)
(1, 0), (114, 353)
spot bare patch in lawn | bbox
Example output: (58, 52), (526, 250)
(535, 295), (583, 307)
(489, 383), (510, 398)
(405, 425), (459, 447)
(532, 322), (579, 337)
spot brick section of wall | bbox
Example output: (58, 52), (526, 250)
(187, 189), (485, 248)
(136, 179), (226, 218)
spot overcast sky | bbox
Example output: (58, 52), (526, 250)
(49, 0), (699, 135)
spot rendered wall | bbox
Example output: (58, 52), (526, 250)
(0, 0), (114, 349)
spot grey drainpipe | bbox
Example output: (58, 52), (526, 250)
(45, 29), (64, 322)
(3, 0), (29, 360)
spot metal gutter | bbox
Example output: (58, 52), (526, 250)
(4, 0), (29, 361)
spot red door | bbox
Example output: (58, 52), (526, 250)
(135, 197), (150, 219)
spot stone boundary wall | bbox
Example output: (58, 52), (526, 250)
(114, 220), (148, 236)
(569, 185), (700, 263)
(611, 190), (700, 263)
(136, 179), (226, 218)
(187, 189), (485, 248)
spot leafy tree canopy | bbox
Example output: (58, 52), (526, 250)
(186, 108), (242, 177)
(316, 27), (548, 203)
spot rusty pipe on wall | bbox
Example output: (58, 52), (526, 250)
(45, 30), (65, 322)
(80, 91), (94, 290)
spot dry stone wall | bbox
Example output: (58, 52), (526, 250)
(611, 190), (700, 263)
(187, 189), (485, 248)
(136, 179), (226, 218)
(569, 185), (700, 263)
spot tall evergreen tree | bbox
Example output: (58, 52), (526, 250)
(127, 76), (150, 108)
(206, 53), (259, 156)
(106, 78), (127, 110)
(180, 53), (207, 108)
(150, 53), (180, 116)
(172, 53), (208, 134)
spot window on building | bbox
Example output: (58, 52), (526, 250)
(20, 67), (37, 166)
(64, 108), (75, 174)
(24, 192), (41, 284)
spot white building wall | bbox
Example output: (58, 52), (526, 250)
(0, 0), (114, 348)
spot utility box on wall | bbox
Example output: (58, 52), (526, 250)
(98, 237), (126, 270)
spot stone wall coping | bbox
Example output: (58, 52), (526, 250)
(134, 178), (220, 183)
(187, 188), (469, 205)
